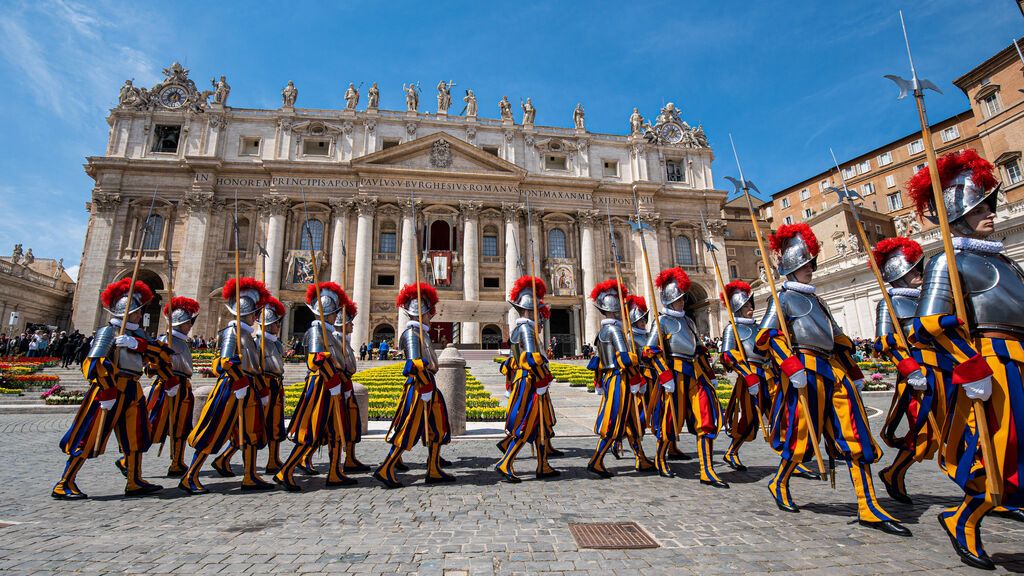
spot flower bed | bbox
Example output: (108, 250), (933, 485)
(551, 361), (736, 407)
(40, 384), (84, 405)
(858, 360), (895, 374)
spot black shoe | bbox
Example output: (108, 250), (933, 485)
(546, 446), (565, 458)
(343, 462), (372, 474)
(51, 490), (88, 500)
(774, 499), (800, 513)
(611, 445), (623, 460)
(394, 461), (410, 472)
(177, 481), (209, 495)
(700, 478), (730, 489)
(724, 455), (747, 472)
(241, 480), (277, 492)
(439, 457), (453, 467)
(166, 466), (187, 478)
(587, 465), (614, 479)
(212, 461), (235, 478)
(939, 513), (995, 570)
(298, 464), (320, 476)
(658, 469), (676, 478)
(272, 476), (302, 492)
(373, 471), (403, 489)
(792, 468), (820, 481)
(992, 508), (1024, 523)
(496, 467), (521, 483)
(326, 476), (358, 487)
(536, 469), (561, 480)
(125, 483), (163, 497)
(496, 440), (509, 455)
(859, 519), (912, 537)
(425, 471), (457, 484)
(878, 470), (913, 504)
(668, 451), (692, 461)
(114, 458), (128, 478)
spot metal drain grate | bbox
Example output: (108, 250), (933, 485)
(568, 522), (659, 549)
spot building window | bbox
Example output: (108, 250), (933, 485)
(819, 180), (829, 191)
(303, 139), (330, 156)
(885, 174), (896, 188)
(862, 182), (875, 196)
(300, 219), (324, 250)
(781, 197), (791, 209)
(675, 236), (694, 266)
(875, 224), (883, 234)
(382, 139), (400, 150)
(940, 126), (960, 142)
(602, 160), (619, 177)
(666, 160), (684, 182)
(841, 166), (856, 180)
(907, 139), (924, 155)
(376, 274), (395, 286)
(981, 92), (1002, 117)
(548, 229), (567, 258)
(483, 277), (500, 289)
(545, 155), (568, 171)
(821, 201), (829, 211)
(729, 263), (739, 278)
(378, 223), (396, 254)
(1003, 158), (1023, 185)
(240, 137), (261, 156)
(803, 208), (813, 219)
(482, 228), (499, 257)
(877, 151), (893, 166)
(612, 232), (626, 260)
(482, 145), (499, 156)
(141, 214), (164, 250)
(784, 216), (794, 225)
(799, 189), (810, 201)
(754, 248), (762, 257)
(915, 162), (927, 173)
(152, 125), (181, 153)
(859, 160), (871, 174)
(887, 192), (903, 212)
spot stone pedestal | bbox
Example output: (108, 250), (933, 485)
(353, 382), (369, 434)
(192, 384), (214, 426)
(435, 344), (466, 435)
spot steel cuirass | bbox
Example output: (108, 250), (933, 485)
(721, 321), (766, 364)
(875, 294), (918, 339)
(510, 320), (542, 357)
(632, 326), (651, 353)
(88, 324), (115, 360)
(401, 324), (438, 373)
(219, 325), (261, 376)
(255, 335), (284, 377)
(303, 324), (328, 354)
(596, 321), (630, 367)
(917, 250), (1024, 338)
(159, 333), (193, 378)
(90, 324), (145, 375)
(657, 314), (697, 359)
(329, 329), (356, 375)
(759, 289), (836, 354)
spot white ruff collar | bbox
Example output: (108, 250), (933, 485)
(953, 237), (1004, 254)
(407, 320), (431, 332)
(735, 317), (757, 325)
(601, 318), (621, 326)
(782, 281), (816, 294)
(311, 320), (336, 333)
(229, 320), (254, 334)
(256, 331), (278, 343)
(172, 329), (190, 341)
(632, 326), (649, 337)
(664, 307), (686, 319)
(514, 317), (534, 327)
(110, 319), (139, 331)
(889, 288), (920, 298)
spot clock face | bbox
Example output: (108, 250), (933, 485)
(659, 123), (683, 144)
(159, 85), (188, 109)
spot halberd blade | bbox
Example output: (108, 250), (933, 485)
(884, 74), (912, 100)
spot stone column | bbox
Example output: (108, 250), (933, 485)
(460, 201), (482, 345)
(577, 210), (601, 347)
(436, 344), (466, 435)
(571, 304), (582, 355)
(328, 198), (353, 287)
(175, 188), (218, 308)
(502, 203), (523, 327)
(351, 196), (377, 349)
(262, 195), (290, 296)
(71, 193), (122, 330)
(706, 218), (729, 333)
(397, 197), (420, 339)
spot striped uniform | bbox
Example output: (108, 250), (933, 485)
(146, 331), (195, 474)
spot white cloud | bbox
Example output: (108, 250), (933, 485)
(64, 264), (80, 282)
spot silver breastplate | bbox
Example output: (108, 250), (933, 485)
(329, 331), (356, 374)
(166, 334), (193, 377)
(116, 327), (148, 376)
(723, 322), (766, 364)
(781, 290), (835, 354)
(875, 294), (918, 339)
(510, 321), (541, 357)
(961, 251), (1024, 335)
(660, 315), (696, 359)
(632, 327), (650, 352)
(401, 326), (438, 372)
(596, 322), (630, 367)
(220, 326), (261, 376)
(258, 336), (285, 376)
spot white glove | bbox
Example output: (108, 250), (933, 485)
(260, 395), (270, 406)
(748, 383), (760, 396)
(114, 335), (137, 349)
(504, 388), (511, 398)
(663, 380), (676, 393)
(328, 384), (342, 397)
(420, 390), (434, 402)
(344, 390), (353, 400)
(789, 370), (808, 389)
(536, 386), (549, 396)
(963, 376), (992, 401)
(165, 384), (179, 398)
(629, 383), (643, 394)
(907, 370), (927, 391)
(233, 386), (248, 400)
(853, 378), (865, 392)
(597, 385), (606, 396)
(98, 399), (116, 410)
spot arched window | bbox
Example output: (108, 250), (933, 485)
(378, 221), (396, 254)
(548, 229), (567, 258)
(482, 226), (499, 257)
(675, 235), (694, 266)
(300, 219), (324, 251)
(141, 215), (164, 250)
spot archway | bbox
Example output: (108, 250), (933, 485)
(481, 324), (502, 350)
(291, 306), (314, 345)
(548, 308), (573, 358)
(372, 324), (395, 345)
(132, 269), (165, 337)
(428, 220), (453, 250)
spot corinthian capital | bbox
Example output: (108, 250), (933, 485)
(259, 194), (291, 217)
(328, 197), (354, 218)
(459, 200), (483, 220)
(501, 202), (522, 223)
(91, 192), (122, 214)
(183, 190), (215, 214)
(576, 209), (599, 228)
(354, 195), (378, 216)
(400, 197), (422, 218)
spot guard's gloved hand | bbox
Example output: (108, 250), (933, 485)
(114, 334), (138, 349)
(907, 370), (927, 391)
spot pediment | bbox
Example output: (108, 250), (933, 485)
(353, 132), (526, 178)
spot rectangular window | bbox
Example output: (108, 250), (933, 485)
(303, 139), (330, 156)
(666, 160), (684, 182)
(754, 248), (762, 257)
(940, 125), (960, 142)
(842, 166), (856, 180)
(982, 93), (1001, 117)
(482, 234), (498, 257)
(781, 197), (791, 209)
(726, 248), (736, 256)
(821, 201), (829, 211)
(376, 274), (395, 287)
(1004, 159), (1023, 185)
(875, 224), (883, 234)
(483, 145), (499, 156)
(151, 125), (181, 153)
(803, 208), (813, 219)
(857, 160), (871, 174)
(799, 189), (810, 201)
(378, 231), (396, 254)
(602, 160), (619, 177)
(887, 192), (903, 212)
(240, 137), (261, 156)
(483, 277), (500, 289)
(729, 264), (739, 278)
(382, 139), (400, 150)
(819, 180), (829, 191)
(915, 162), (927, 173)
(783, 216), (794, 225)
(885, 174), (896, 188)
(545, 155), (568, 170)
(862, 182), (875, 196)
(907, 139), (924, 155)
(877, 151), (893, 166)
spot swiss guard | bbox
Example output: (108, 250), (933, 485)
(256, 296), (287, 475)
(274, 282), (357, 491)
(757, 223), (908, 536)
(719, 280), (771, 473)
(624, 294), (660, 474)
(53, 278), (171, 499)
(335, 297), (369, 474)
(180, 278), (272, 494)
(374, 282), (455, 488)
(651, 267), (725, 487)
(907, 150), (1024, 569)
(147, 296), (200, 477)
(495, 275), (559, 483)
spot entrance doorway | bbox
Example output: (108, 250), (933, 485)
(548, 308), (573, 358)
(291, 306), (314, 344)
(481, 324), (502, 350)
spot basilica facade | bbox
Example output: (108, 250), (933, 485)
(73, 63), (738, 353)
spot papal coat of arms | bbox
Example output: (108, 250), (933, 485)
(429, 139), (453, 168)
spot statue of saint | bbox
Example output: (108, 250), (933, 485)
(367, 82), (379, 110)
(11, 244), (22, 265)
(403, 83), (419, 112)
(498, 96), (513, 120)
(118, 79), (140, 107)
(573, 103), (585, 130)
(281, 80), (298, 107)
(521, 98), (536, 125)
(629, 107), (644, 135)
(211, 75), (230, 105)
(344, 82), (359, 110)
(847, 232), (860, 253)
(24, 248), (34, 265)
(436, 80), (453, 114)
(463, 90), (477, 117)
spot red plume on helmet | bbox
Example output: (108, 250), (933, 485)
(720, 280), (752, 304)
(625, 294), (648, 313)
(871, 237), (923, 270)
(509, 275), (547, 302)
(768, 223), (819, 257)
(222, 277), (270, 308)
(163, 296), (199, 317)
(906, 149), (997, 217)
(344, 298), (357, 320)
(590, 278), (627, 301)
(655, 267), (690, 292)
(396, 282), (439, 308)
(101, 277), (154, 309)
(264, 296), (286, 318)
(305, 281), (346, 306)
(539, 303), (551, 319)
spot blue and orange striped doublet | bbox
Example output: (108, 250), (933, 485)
(504, 352), (553, 443)
(188, 355), (266, 456)
(288, 352), (349, 448)
(592, 351), (639, 440)
(385, 359), (451, 450)
(264, 374), (286, 443)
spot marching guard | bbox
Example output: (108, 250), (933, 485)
(256, 296), (287, 475)
(147, 296), (200, 477)
(906, 150), (1024, 569)
(374, 282), (455, 488)
(495, 276), (559, 482)
(54, 278), (171, 498)
(756, 223), (908, 535)
(624, 294), (664, 473)
(335, 298), (370, 474)
(719, 281), (772, 473)
(181, 278), (273, 494)
(273, 282), (357, 491)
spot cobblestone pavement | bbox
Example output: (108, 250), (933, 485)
(2, 366), (1023, 574)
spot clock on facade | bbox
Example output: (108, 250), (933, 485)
(159, 85), (188, 109)
(659, 123), (684, 144)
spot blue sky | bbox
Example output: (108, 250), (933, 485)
(0, 0), (1019, 280)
